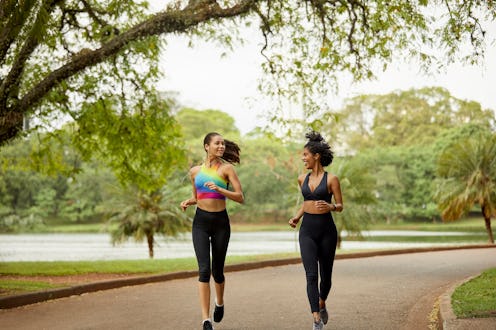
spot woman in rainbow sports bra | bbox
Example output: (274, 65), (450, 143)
(181, 132), (244, 330)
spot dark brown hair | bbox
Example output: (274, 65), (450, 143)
(304, 131), (333, 166)
(203, 132), (240, 164)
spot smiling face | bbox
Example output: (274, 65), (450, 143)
(205, 134), (225, 158)
(302, 147), (319, 169)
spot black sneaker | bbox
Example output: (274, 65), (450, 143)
(203, 319), (214, 330)
(213, 304), (224, 323)
(319, 307), (329, 324)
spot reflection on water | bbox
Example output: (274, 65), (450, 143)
(0, 231), (475, 261)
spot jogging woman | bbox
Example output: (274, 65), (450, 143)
(181, 132), (244, 330)
(289, 131), (343, 330)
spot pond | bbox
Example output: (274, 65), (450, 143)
(0, 230), (476, 261)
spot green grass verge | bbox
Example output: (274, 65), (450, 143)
(0, 280), (62, 296)
(451, 268), (496, 318)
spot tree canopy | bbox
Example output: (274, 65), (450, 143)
(1, 0), (495, 146)
(329, 87), (496, 151)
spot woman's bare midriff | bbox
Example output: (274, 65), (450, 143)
(197, 199), (227, 212)
(303, 200), (329, 214)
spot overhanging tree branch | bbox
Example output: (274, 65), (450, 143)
(0, 0), (37, 67)
(0, 0), (63, 105)
(18, 0), (258, 111)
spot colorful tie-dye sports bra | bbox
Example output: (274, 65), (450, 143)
(195, 163), (228, 200)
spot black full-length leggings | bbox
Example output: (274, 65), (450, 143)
(299, 212), (338, 313)
(192, 208), (231, 283)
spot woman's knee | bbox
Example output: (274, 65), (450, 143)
(198, 264), (211, 282)
(305, 271), (318, 285)
(212, 269), (225, 284)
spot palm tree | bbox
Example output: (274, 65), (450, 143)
(106, 185), (192, 258)
(434, 133), (496, 244)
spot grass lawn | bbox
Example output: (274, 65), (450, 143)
(0, 279), (62, 295)
(451, 268), (496, 318)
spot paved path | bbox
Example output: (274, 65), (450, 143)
(1, 248), (495, 330)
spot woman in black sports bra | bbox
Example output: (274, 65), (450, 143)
(289, 131), (343, 330)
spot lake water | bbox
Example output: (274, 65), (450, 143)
(0, 231), (476, 261)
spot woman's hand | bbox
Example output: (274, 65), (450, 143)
(204, 181), (219, 191)
(315, 200), (332, 212)
(289, 217), (300, 228)
(180, 198), (196, 211)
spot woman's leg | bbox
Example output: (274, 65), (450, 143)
(299, 223), (320, 316)
(198, 282), (211, 321)
(192, 209), (213, 321)
(210, 211), (230, 323)
(211, 210), (230, 288)
(214, 281), (225, 305)
(317, 219), (337, 326)
(318, 221), (338, 303)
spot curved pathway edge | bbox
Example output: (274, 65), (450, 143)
(437, 273), (496, 330)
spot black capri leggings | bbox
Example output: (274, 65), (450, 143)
(299, 212), (338, 313)
(192, 208), (231, 283)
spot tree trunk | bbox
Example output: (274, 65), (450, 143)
(482, 205), (494, 244)
(483, 216), (494, 244)
(147, 233), (154, 258)
(337, 232), (342, 249)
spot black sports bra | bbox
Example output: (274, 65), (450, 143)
(301, 172), (332, 203)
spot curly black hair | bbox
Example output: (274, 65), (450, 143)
(304, 131), (333, 166)
(203, 132), (240, 164)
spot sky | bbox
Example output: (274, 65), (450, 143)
(151, 2), (496, 135)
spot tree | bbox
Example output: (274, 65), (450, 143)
(72, 96), (186, 192)
(330, 157), (377, 248)
(176, 107), (241, 166)
(236, 134), (300, 222)
(1, 1), (495, 146)
(176, 108), (240, 141)
(434, 132), (496, 243)
(333, 87), (496, 152)
(105, 182), (191, 258)
(59, 167), (109, 223)
(316, 88), (496, 223)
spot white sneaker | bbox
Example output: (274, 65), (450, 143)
(313, 319), (324, 330)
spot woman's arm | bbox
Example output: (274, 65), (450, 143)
(180, 167), (199, 211)
(329, 174), (343, 212)
(289, 204), (304, 228)
(289, 174), (305, 228)
(204, 164), (244, 204)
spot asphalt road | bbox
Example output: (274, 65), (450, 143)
(1, 247), (495, 330)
